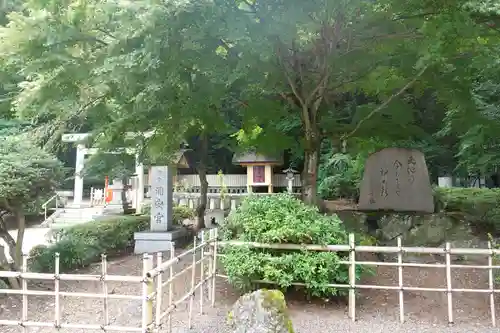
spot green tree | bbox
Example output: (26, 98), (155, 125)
(2, 0), (499, 208)
(0, 134), (63, 286)
(0, 0), (247, 228)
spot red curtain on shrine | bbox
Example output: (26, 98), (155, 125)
(253, 166), (265, 183)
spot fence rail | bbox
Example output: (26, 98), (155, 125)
(141, 230), (218, 332)
(214, 234), (499, 327)
(0, 229), (498, 331)
(0, 229), (218, 332)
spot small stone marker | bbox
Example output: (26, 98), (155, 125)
(150, 166), (173, 231)
(358, 147), (434, 213)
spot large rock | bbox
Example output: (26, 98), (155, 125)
(358, 147), (434, 213)
(228, 289), (294, 333)
(378, 213), (455, 245)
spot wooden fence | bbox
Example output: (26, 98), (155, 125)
(0, 229), (499, 331)
(0, 255), (144, 331)
(142, 229), (218, 332)
(214, 235), (500, 327)
(0, 230), (219, 332)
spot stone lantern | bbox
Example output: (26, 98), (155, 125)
(282, 167), (298, 194)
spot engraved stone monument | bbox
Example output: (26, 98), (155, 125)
(358, 148), (434, 213)
(150, 166), (173, 231)
(134, 165), (188, 253)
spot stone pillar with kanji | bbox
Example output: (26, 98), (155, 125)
(149, 166), (173, 231)
(134, 165), (188, 253)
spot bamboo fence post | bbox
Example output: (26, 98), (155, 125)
(188, 236), (197, 329)
(54, 253), (61, 329)
(2, 236), (500, 331)
(101, 255), (109, 328)
(207, 229), (213, 302)
(445, 242), (453, 325)
(141, 254), (154, 332)
(155, 252), (163, 328)
(211, 228), (218, 307)
(21, 253), (28, 332)
(488, 241), (496, 327)
(168, 242), (175, 333)
(200, 230), (205, 315)
(397, 237), (404, 323)
(348, 233), (356, 322)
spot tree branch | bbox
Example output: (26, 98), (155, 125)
(342, 65), (428, 139)
(71, 94), (108, 120)
(276, 43), (306, 109)
(362, 31), (421, 41)
(241, 0), (257, 13)
(48, 35), (108, 48)
(305, 71), (329, 107)
(393, 12), (438, 21)
(94, 27), (118, 40)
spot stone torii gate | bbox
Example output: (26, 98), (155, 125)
(62, 132), (147, 212)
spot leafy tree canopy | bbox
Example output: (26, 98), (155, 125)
(1, 0), (500, 202)
(0, 134), (64, 214)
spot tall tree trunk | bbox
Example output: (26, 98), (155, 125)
(0, 213), (21, 288)
(196, 132), (208, 231)
(0, 246), (20, 288)
(302, 128), (320, 206)
(121, 176), (131, 214)
(0, 213), (18, 269)
(14, 211), (25, 268)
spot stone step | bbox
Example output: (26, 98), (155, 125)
(41, 204), (105, 230)
(52, 219), (94, 224)
(60, 209), (103, 214)
(50, 221), (93, 230)
(57, 213), (96, 218)
(54, 214), (97, 221)
(56, 211), (102, 218)
(54, 213), (95, 218)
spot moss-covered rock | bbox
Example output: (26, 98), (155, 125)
(338, 210), (479, 246)
(228, 289), (294, 333)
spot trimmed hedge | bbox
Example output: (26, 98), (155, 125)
(29, 215), (149, 273)
(220, 194), (370, 298)
(29, 204), (196, 273)
(434, 187), (500, 234)
(142, 203), (195, 223)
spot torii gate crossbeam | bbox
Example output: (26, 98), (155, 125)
(62, 132), (149, 211)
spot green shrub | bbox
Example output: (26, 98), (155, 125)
(142, 203), (151, 216)
(220, 193), (367, 298)
(318, 153), (364, 200)
(142, 202), (195, 223)
(29, 215), (149, 272)
(434, 187), (500, 234)
(173, 205), (196, 221)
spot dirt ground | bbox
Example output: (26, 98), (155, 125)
(0, 249), (499, 333)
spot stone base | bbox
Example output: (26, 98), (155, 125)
(133, 227), (190, 254)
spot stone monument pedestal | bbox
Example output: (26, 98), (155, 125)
(134, 165), (190, 254)
(134, 227), (189, 253)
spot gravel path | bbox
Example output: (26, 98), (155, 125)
(1, 250), (499, 333)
